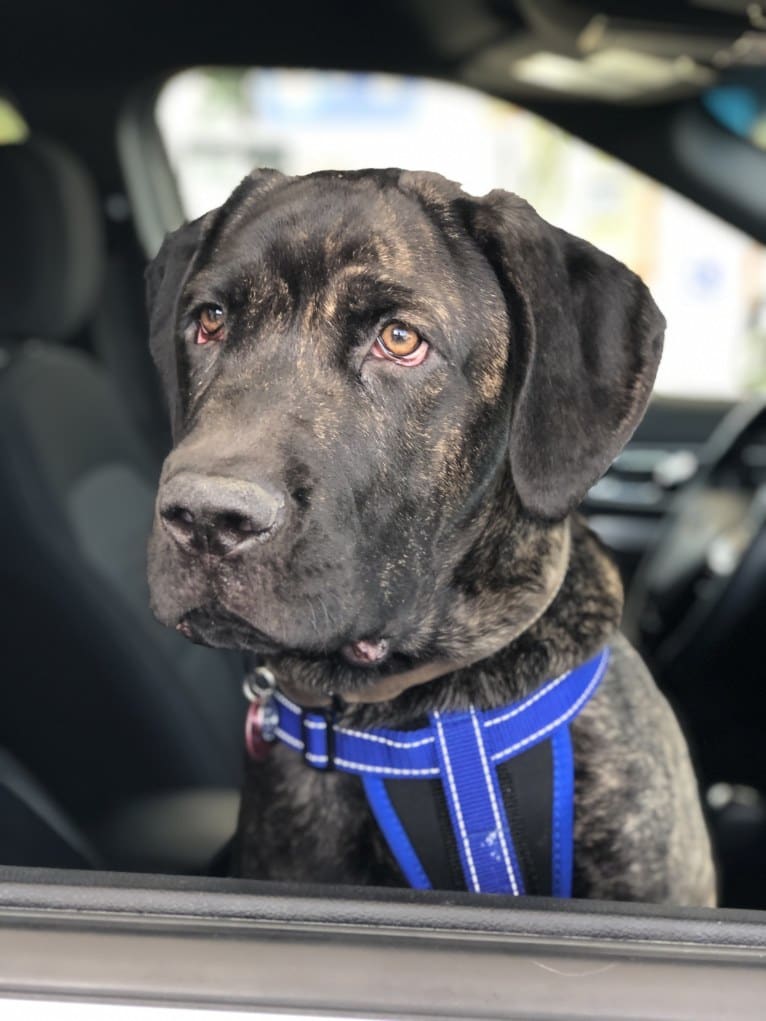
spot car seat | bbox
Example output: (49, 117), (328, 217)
(0, 136), (245, 829)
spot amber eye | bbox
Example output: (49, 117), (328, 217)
(196, 304), (225, 344)
(379, 323), (420, 357)
(373, 322), (428, 366)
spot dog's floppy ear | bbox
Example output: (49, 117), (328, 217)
(145, 213), (213, 436)
(146, 168), (287, 435)
(466, 191), (664, 521)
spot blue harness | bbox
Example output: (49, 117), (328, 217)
(262, 648), (609, 896)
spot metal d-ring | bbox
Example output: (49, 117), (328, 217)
(242, 665), (277, 703)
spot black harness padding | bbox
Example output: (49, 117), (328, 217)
(384, 777), (464, 890)
(496, 740), (554, 896)
(381, 740), (556, 894)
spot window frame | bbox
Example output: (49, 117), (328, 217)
(1, 866), (765, 1017)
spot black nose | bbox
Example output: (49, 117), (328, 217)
(159, 472), (285, 557)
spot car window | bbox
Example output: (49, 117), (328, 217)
(156, 68), (766, 402)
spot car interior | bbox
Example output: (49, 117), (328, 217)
(3, 0), (766, 934)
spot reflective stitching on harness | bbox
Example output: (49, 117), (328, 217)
(276, 726), (329, 765)
(489, 650), (608, 762)
(277, 721), (439, 775)
(276, 692), (304, 714)
(483, 670), (570, 728)
(275, 727), (302, 750)
(334, 727), (436, 749)
(275, 693), (436, 749)
(433, 710), (481, 892)
(470, 708), (518, 894)
(333, 758), (439, 777)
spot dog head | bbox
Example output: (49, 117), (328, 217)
(146, 168), (663, 680)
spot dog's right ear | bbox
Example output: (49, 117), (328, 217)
(145, 213), (213, 437)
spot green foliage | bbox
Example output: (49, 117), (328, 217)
(196, 69), (249, 117)
(0, 99), (28, 144)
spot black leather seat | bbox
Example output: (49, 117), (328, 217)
(0, 137), (245, 830)
(0, 746), (100, 870)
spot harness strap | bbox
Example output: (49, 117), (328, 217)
(262, 648), (609, 896)
(274, 649), (608, 772)
(362, 775), (433, 889)
(432, 704), (525, 894)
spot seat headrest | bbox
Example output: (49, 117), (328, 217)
(0, 138), (105, 342)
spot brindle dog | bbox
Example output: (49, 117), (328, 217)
(146, 168), (715, 904)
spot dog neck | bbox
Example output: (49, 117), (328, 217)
(263, 516), (621, 731)
(276, 637), (539, 710)
(274, 515), (571, 708)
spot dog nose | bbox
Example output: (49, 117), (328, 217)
(159, 472), (285, 556)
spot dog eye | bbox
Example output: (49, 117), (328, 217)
(196, 304), (226, 345)
(372, 322), (428, 366)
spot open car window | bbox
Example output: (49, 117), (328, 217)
(155, 68), (766, 403)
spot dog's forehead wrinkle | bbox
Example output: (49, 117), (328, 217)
(211, 175), (474, 319)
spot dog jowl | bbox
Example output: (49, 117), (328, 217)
(146, 168), (715, 903)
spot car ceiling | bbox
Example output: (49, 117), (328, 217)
(5, 0), (766, 240)
(4, 0), (762, 89)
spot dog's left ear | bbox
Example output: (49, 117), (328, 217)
(465, 191), (665, 521)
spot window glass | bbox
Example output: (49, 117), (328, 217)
(157, 69), (766, 400)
